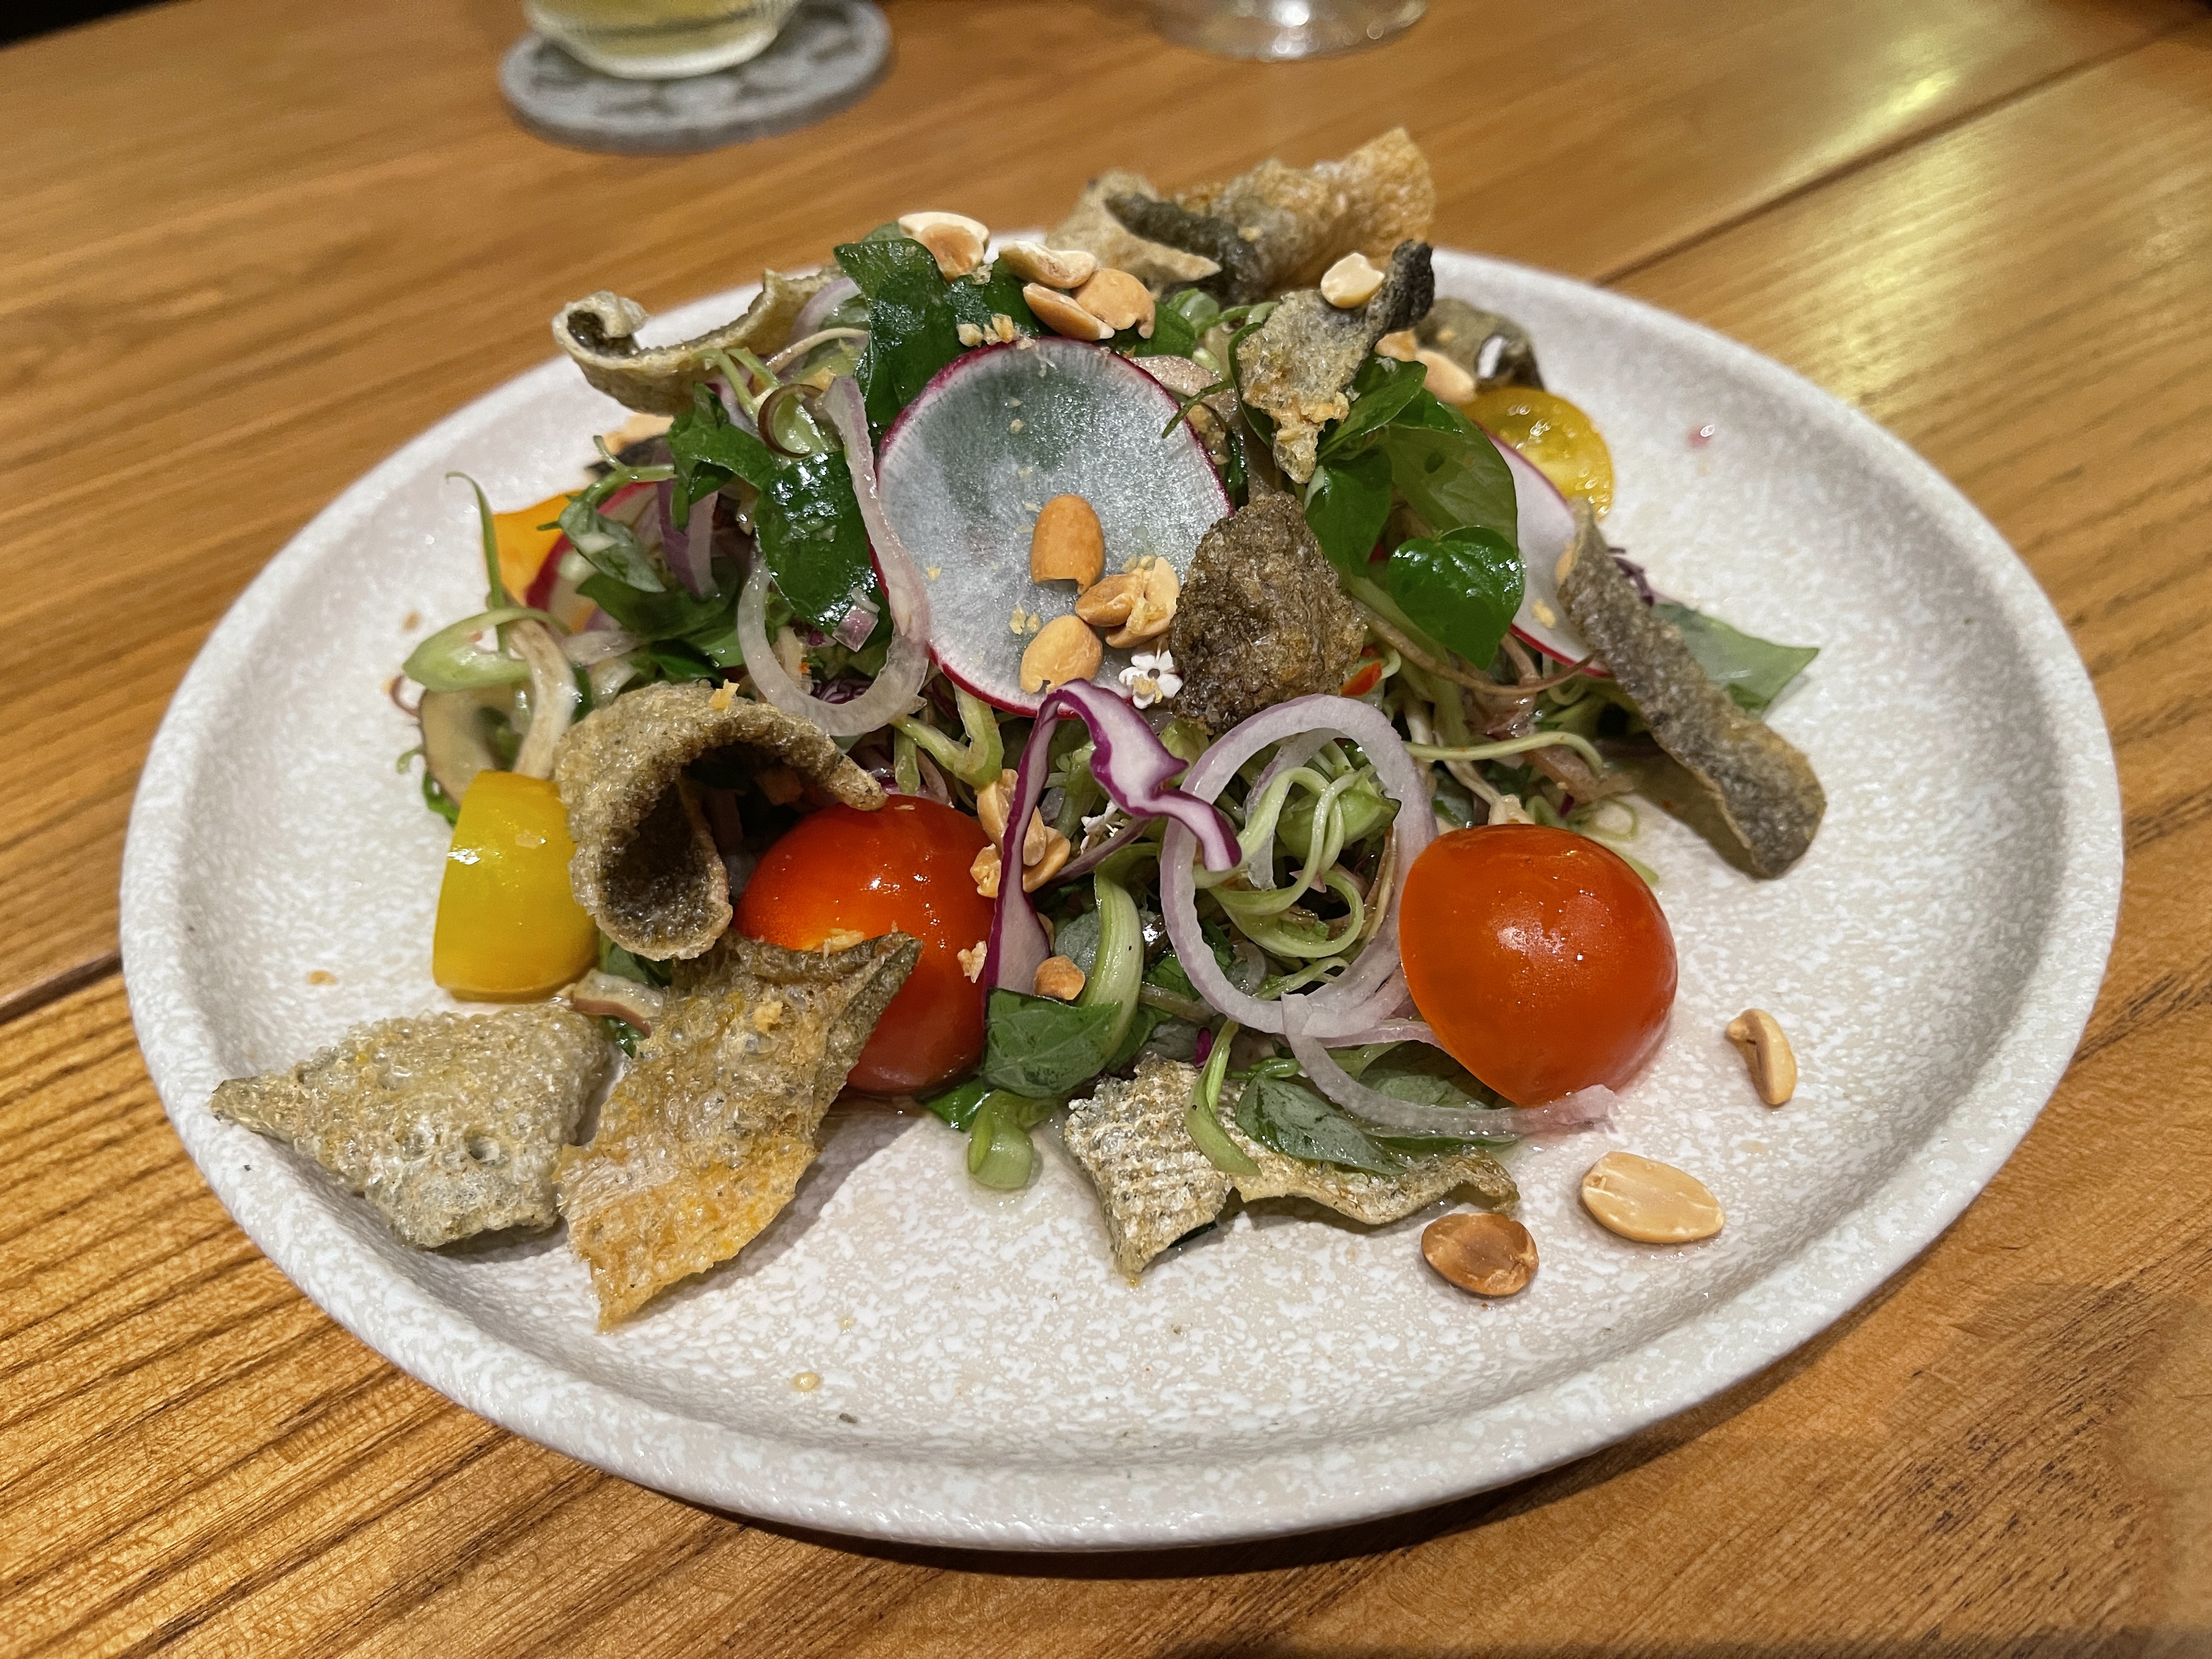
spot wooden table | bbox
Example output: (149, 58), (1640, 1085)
(5, 0), (2210, 1649)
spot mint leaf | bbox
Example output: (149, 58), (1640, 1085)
(836, 236), (964, 431)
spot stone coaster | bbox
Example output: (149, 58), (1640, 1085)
(500, 0), (891, 156)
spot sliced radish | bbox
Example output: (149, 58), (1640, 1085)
(1490, 436), (1601, 670)
(874, 338), (1231, 712)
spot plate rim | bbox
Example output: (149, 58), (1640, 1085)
(119, 250), (2124, 1550)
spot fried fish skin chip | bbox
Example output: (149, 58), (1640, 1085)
(1557, 501), (1826, 877)
(552, 270), (830, 415)
(1417, 297), (1544, 394)
(1048, 170), (1223, 290)
(1234, 240), (1435, 484)
(557, 932), (920, 1325)
(211, 1006), (612, 1249)
(554, 683), (885, 962)
(1063, 1057), (1234, 1278)
(1102, 193), (1269, 307)
(1175, 127), (1435, 294)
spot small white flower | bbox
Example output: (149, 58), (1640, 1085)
(1118, 648), (1182, 710)
(1080, 807), (1126, 849)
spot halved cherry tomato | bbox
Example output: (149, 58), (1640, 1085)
(733, 799), (995, 1096)
(1465, 386), (1616, 517)
(1400, 824), (1675, 1105)
(432, 771), (600, 1000)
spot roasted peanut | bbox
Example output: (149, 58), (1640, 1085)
(974, 768), (1018, 842)
(1074, 268), (1154, 338)
(970, 843), (1002, 898)
(1421, 1211), (1539, 1296)
(957, 941), (988, 982)
(1020, 806), (1051, 865)
(898, 211), (989, 279)
(1580, 1151), (1725, 1244)
(1375, 329), (1420, 362)
(1075, 569), (1143, 628)
(1320, 251), (1385, 308)
(1021, 827), (1071, 890)
(998, 241), (1098, 289)
(1034, 955), (1087, 1001)
(1023, 283), (1114, 342)
(1726, 1008), (1797, 1105)
(1019, 613), (1103, 693)
(1414, 347), (1476, 406)
(1030, 494), (1105, 585)
(1104, 558), (1179, 648)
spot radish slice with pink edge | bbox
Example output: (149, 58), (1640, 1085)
(874, 338), (1231, 713)
(1489, 433), (1603, 671)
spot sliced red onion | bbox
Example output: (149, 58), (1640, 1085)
(656, 479), (715, 597)
(831, 588), (879, 650)
(1158, 695), (1434, 1039)
(562, 626), (639, 667)
(1285, 1020), (1616, 1137)
(789, 273), (859, 343)
(986, 680), (1238, 995)
(1052, 812), (1148, 886)
(734, 377), (934, 739)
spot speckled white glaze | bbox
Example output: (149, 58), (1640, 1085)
(121, 251), (2121, 1550)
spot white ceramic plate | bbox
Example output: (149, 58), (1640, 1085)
(121, 251), (2121, 1550)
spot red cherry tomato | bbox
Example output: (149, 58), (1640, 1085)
(733, 798), (994, 1096)
(1399, 824), (1676, 1105)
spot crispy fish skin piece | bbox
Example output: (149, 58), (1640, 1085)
(1216, 1083), (1519, 1224)
(1417, 297), (1544, 393)
(1235, 240), (1435, 483)
(1167, 494), (1366, 733)
(552, 269), (830, 415)
(558, 932), (920, 1325)
(211, 1007), (612, 1249)
(1063, 1057), (1234, 1278)
(1103, 194), (1268, 306)
(1558, 501), (1826, 876)
(554, 683), (884, 961)
(1175, 127), (1435, 294)
(1048, 171), (1223, 290)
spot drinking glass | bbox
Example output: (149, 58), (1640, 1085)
(1149, 0), (1425, 60)
(523, 0), (804, 78)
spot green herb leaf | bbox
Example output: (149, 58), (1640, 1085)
(1356, 1046), (1516, 1152)
(575, 573), (733, 647)
(1304, 448), (1396, 580)
(667, 382), (777, 516)
(556, 495), (665, 592)
(1380, 397), (1520, 541)
(1318, 354), (1429, 461)
(836, 236), (964, 431)
(922, 1076), (991, 1131)
(1653, 602), (1819, 717)
(1115, 298), (1198, 359)
(754, 449), (885, 634)
(1386, 526), (1526, 668)
(1233, 1073), (1406, 1177)
(943, 255), (1041, 340)
(982, 989), (1121, 1097)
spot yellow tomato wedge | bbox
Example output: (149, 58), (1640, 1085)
(492, 493), (572, 607)
(432, 771), (598, 1000)
(1464, 386), (1616, 517)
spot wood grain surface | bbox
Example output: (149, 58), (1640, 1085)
(4, 0), (2210, 1652)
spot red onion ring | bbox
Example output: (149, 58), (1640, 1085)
(1158, 695), (1434, 1039)
(1285, 1016), (1617, 1136)
(735, 377), (934, 740)
(985, 680), (1239, 995)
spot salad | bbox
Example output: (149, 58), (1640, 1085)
(212, 131), (1825, 1323)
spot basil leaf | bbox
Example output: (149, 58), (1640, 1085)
(668, 383), (776, 516)
(1381, 401), (1519, 541)
(944, 256), (1041, 339)
(754, 450), (885, 633)
(1654, 602), (1819, 716)
(1318, 354), (1429, 461)
(836, 236), (963, 431)
(982, 989), (1120, 1096)
(1304, 449), (1396, 580)
(1233, 1074), (1405, 1177)
(1358, 1047), (1516, 1151)
(1386, 526), (1525, 668)
(575, 572), (732, 644)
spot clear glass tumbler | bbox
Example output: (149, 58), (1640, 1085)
(1149, 0), (1425, 60)
(523, 0), (803, 78)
